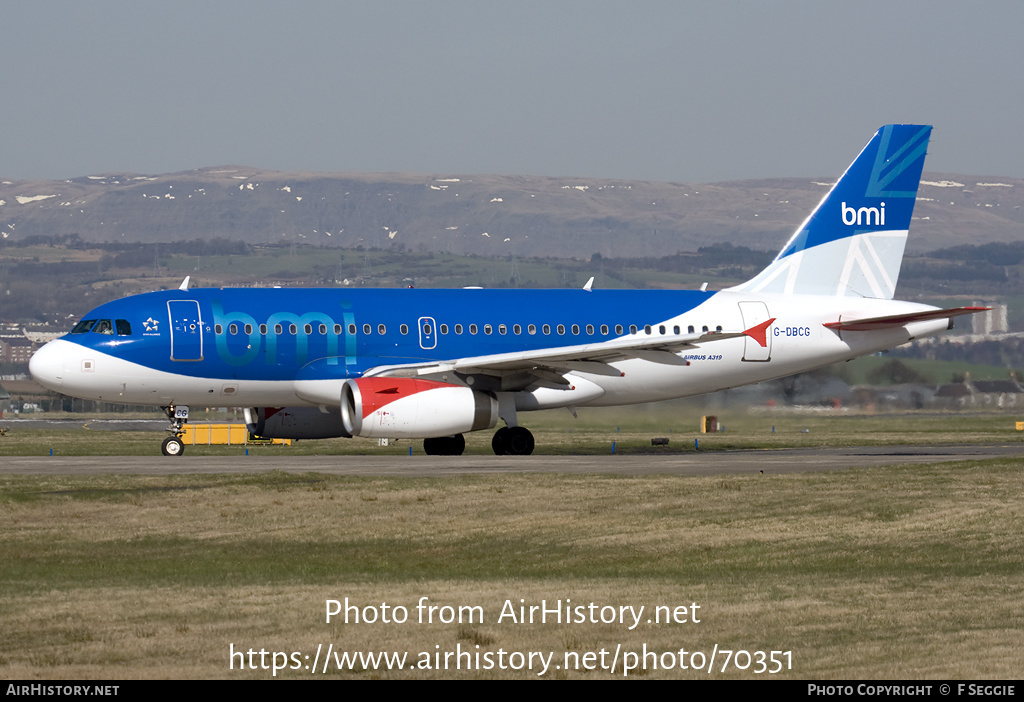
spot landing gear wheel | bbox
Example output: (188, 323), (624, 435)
(162, 436), (185, 457)
(491, 427), (510, 455)
(423, 434), (466, 456)
(492, 426), (534, 455)
(506, 426), (534, 455)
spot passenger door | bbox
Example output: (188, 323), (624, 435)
(168, 300), (204, 361)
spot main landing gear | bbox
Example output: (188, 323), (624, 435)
(489, 394), (534, 455)
(420, 426), (536, 456)
(161, 404), (189, 456)
(422, 434), (466, 456)
(492, 426), (535, 456)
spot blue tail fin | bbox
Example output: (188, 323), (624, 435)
(730, 124), (932, 298)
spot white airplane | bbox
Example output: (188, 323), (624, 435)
(29, 125), (985, 455)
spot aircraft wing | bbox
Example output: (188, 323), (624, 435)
(823, 307), (989, 332)
(365, 318), (775, 382)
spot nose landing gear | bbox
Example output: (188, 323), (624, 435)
(161, 404), (189, 456)
(161, 435), (184, 456)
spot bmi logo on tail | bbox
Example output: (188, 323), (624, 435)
(841, 202), (885, 227)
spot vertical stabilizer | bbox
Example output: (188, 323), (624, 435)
(729, 124), (931, 298)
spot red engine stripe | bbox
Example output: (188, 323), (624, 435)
(357, 378), (459, 419)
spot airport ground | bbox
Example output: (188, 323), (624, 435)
(1, 409), (1022, 679)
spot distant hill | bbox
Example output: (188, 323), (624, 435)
(2, 168), (1022, 258)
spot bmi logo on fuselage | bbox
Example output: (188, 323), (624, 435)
(841, 201), (885, 227)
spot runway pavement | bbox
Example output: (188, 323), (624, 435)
(2, 443), (1020, 477)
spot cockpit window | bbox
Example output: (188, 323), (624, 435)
(69, 318), (132, 336)
(70, 319), (97, 334)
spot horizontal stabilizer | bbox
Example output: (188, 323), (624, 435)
(823, 307), (989, 332)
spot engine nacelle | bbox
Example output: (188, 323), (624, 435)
(341, 377), (498, 439)
(244, 406), (350, 439)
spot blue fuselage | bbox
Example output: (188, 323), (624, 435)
(64, 287), (713, 382)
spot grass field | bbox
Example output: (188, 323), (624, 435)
(1, 413), (1022, 679)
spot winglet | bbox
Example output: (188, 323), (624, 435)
(743, 318), (776, 348)
(178, 276), (191, 291)
(583, 277), (594, 292)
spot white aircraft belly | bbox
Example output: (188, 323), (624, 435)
(36, 339), (304, 406)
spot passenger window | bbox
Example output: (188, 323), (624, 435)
(702, 326), (709, 333)
(455, 324), (463, 335)
(363, 324), (371, 335)
(615, 325), (623, 335)
(229, 324), (238, 335)
(688, 325), (695, 334)
(543, 324), (551, 335)
(319, 324), (327, 335)
(245, 324), (253, 335)
(306, 324), (313, 334)
(659, 325), (666, 335)
(674, 325), (680, 334)
(513, 324), (522, 335)
(334, 324), (342, 334)
(275, 324), (283, 334)
(215, 324), (223, 335)
(71, 320), (97, 334)
(572, 324), (580, 335)
(586, 324), (594, 335)
(498, 324), (507, 335)
(528, 324), (536, 335)
(379, 324), (387, 335)
(470, 324), (478, 335)
(557, 324), (565, 335)
(484, 324), (492, 335)
(261, 324), (268, 335)
(401, 324), (409, 334)
(601, 325), (609, 335)
(349, 324), (356, 335)
(629, 325), (638, 334)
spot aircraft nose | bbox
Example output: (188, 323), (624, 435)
(29, 339), (66, 391)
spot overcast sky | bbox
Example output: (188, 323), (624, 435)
(4, 1), (1023, 182)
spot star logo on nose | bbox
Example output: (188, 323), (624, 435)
(143, 317), (159, 332)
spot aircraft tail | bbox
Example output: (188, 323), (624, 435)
(728, 124), (932, 298)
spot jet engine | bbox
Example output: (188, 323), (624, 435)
(244, 406), (350, 439)
(341, 377), (498, 438)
